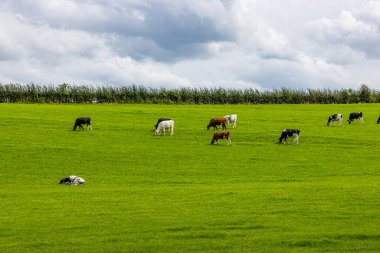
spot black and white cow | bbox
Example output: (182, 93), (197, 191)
(327, 114), (343, 126)
(377, 116), (380, 124)
(59, 175), (85, 185)
(347, 112), (364, 124)
(279, 129), (300, 144)
(155, 118), (171, 130)
(73, 117), (92, 131)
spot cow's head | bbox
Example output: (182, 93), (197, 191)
(327, 117), (332, 126)
(59, 178), (69, 184)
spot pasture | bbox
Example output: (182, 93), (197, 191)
(0, 103), (379, 253)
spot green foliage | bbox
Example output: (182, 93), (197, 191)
(1, 83), (379, 104)
(0, 103), (379, 253)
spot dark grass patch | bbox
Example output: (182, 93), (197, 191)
(333, 234), (380, 241)
(173, 232), (228, 240)
(281, 239), (336, 248)
(224, 224), (267, 231)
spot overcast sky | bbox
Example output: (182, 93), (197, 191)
(1, 0), (380, 90)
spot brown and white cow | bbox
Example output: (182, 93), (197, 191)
(207, 118), (227, 130)
(211, 131), (231, 145)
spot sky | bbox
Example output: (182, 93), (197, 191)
(1, 0), (380, 90)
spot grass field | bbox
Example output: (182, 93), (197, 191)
(0, 103), (379, 253)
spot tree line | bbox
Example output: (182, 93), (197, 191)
(0, 83), (379, 104)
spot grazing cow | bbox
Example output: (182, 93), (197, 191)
(327, 114), (343, 126)
(155, 118), (171, 130)
(211, 131), (231, 145)
(279, 129), (300, 144)
(73, 117), (92, 131)
(377, 116), (380, 124)
(224, 114), (238, 128)
(347, 112), (364, 124)
(59, 175), (85, 185)
(207, 118), (227, 130)
(155, 120), (174, 135)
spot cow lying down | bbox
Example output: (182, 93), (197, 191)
(59, 175), (85, 185)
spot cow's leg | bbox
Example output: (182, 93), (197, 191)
(294, 134), (299, 144)
(79, 125), (84, 131)
(87, 123), (92, 130)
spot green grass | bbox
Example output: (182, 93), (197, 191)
(0, 103), (379, 253)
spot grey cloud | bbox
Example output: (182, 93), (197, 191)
(3, 0), (232, 62)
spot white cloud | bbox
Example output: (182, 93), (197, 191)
(308, 5), (380, 58)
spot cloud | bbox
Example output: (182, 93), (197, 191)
(0, 0), (379, 90)
(308, 2), (380, 59)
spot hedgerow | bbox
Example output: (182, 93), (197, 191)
(0, 83), (378, 104)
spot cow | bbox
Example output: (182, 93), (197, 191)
(59, 175), (85, 185)
(155, 118), (171, 130)
(347, 112), (364, 124)
(377, 116), (380, 124)
(211, 131), (231, 145)
(327, 114), (343, 126)
(73, 117), (92, 131)
(279, 129), (300, 144)
(155, 120), (174, 135)
(224, 114), (237, 128)
(207, 118), (227, 130)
